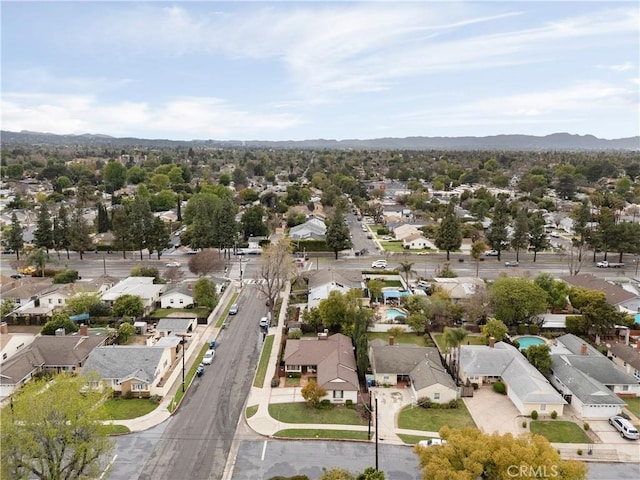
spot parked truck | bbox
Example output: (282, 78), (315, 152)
(596, 261), (625, 268)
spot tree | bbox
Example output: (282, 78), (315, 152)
(415, 426), (587, 480)
(526, 344), (552, 375)
(1, 374), (114, 480)
(53, 205), (71, 260)
(103, 160), (128, 191)
(146, 217), (171, 259)
(534, 273), (569, 310)
(398, 260), (416, 288)
(33, 203), (54, 252)
(480, 318), (508, 343)
(442, 327), (467, 384)
(300, 379), (327, 407)
(510, 208), (529, 262)
(325, 211), (351, 259)
(241, 204), (268, 239)
(118, 321), (136, 344)
(41, 312), (79, 335)
(528, 211), (548, 262)
(65, 293), (104, 317)
(470, 240), (487, 277)
(188, 248), (225, 277)
(193, 277), (218, 310)
(485, 196), (510, 260)
(130, 265), (161, 283)
(318, 290), (358, 335)
(1, 298), (15, 318)
(7, 212), (24, 260)
(352, 307), (372, 383)
(319, 467), (385, 480)
(434, 203), (462, 261)
(571, 200), (591, 264)
(489, 277), (548, 326)
(111, 206), (131, 259)
(129, 197), (154, 260)
(68, 207), (92, 260)
(256, 239), (295, 319)
(112, 294), (144, 318)
(27, 247), (48, 277)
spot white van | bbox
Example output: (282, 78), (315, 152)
(371, 260), (387, 269)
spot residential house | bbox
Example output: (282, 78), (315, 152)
(0, 322), (35, 363)
(0, 328), (108, 399)
(83, 344), (174, 397)
(402, 233), (435, 250)
(155, 317), (197, 337)
(101, 276), (166, 315)
(560, 274), (639, 314)
(458, 342), (566, 416)
(392, 224), (420, 241)
(608, 342), (640, 381)
(368, 338), (457, 404)
(160, 284), (195, 309)
(432, 277), (486, 304)
(306, 269), (364, 310)
(283, 333), (359, 404)
(289, 217), (327, 240)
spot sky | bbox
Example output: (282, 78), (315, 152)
(1, 1), (639, 141)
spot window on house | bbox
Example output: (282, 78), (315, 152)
(58, 298), (63, 304)
(170, 299), (174, 304)
(333, 390), (344, 399)
(179, 299), (183, 304)
(48, 299), (53, 304)
(622, 385), (629, 391)
(434, 392), (440, 400)
(540, 404), (546, 411)
(132, 383), (147, 391)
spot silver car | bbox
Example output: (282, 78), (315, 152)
(202, 349), (215, 365)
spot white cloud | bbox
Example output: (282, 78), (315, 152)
(1, 93), (303, 139)
(597, 62), (634, 72)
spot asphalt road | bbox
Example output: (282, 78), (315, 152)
(136, 284), (264, 480)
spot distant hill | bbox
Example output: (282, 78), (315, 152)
(1, 130), (638, 151)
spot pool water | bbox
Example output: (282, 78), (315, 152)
(385, 308), (407, 321)
(517, 336), (546, 349)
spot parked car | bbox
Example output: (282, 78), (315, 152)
(196, 363), (205, 377)
(504, 261), (519, 267)
(10, 273), (25, 279)
(484, 249), (499, 256)
(165, 261), (181, 267)
(371, 259), (387, 269)
(202, 349), (216, 365)
(229, 303), (239, 315)
(609, 416), (640, 440)
(418, 438), (446, 447)
(259, 316), (270, 329)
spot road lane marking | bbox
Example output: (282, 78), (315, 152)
(99, 454), (118, 479)
(261, 440), (268, 461)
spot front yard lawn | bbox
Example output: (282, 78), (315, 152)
(269, 402), (367, 426)
(151, 307), (211, 318)
(623, 397), (640, 419)
(98, 398), (159, 420)
(398, 401), (476, 431)
(530, 421), (591, 443)
(275, 429), (370, 440)
(397, 434), (436, 445)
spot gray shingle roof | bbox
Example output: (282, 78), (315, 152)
(83, 346), (166, 384)
(551, 356), (625, 406)
(609, 343), (640, 370)
(555, 354), (639, 386)
(560, 274), (637, 306)
(555, 334), (601, 356)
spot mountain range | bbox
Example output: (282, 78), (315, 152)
(1, 130), (638, 151)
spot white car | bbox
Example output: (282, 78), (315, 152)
(202, 349), (215, 365)
(371, 260), (387, 269)
(609, 416), (640, 440)
(165, 261), (181, 267)
(484, 249), (499, 256)
(418, 438), (446, 447)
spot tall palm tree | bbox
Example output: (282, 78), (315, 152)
(470, 241), (487, 277)
(398, 260), (416, 289)
(443, 327), (468, 385)
(28, 247), (48, 278)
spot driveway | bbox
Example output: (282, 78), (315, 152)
(463, 386), (523, 435)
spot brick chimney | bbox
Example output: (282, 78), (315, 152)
(388, 336), (395, 346)
(79, 324), (89, 336)
(580, 343), (588, 355)
(0, 322), (8, 335)
(489, 337), (495, 348)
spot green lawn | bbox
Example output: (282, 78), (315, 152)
(397, 434), (437, 445)
(100, 424), (131, 435)
(368, 332), (430, 346)
(432, 333), (486, 352)
(398, 401), (476, 431)
(285, 377), (301, 387)
(530, 421), (591, 443)
(274, 429), (370, 440)
(245, 405), (258, 419)
(216, 292), (240, 328)
(98, 398), (159, 420)
(623, 397), (640, 419)
(380, 242), (405, 253)
(169, 343), (210, 412)
(254, 335), (275, 387)
(269, 402), (367, 425)
(151, 307), (211, 318)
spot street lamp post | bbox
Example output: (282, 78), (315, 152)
(177, 333), (190, 393)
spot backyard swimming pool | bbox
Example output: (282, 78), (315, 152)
(516, 336), (546, 349)
(385, 308), (407, 322)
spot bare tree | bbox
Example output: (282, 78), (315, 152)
(255, 239), (295, 318)
(164, 267), (184, 283)
(187, 248), (225, 277)
(566, 244), (587, 276)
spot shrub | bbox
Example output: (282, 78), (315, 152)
(531, 410), (538, 420)
(583, 422), (589, 431)
(529, 324), (539, 335)
(287, 372), (301, 379)
(270, 378), (280, 388)
(517, 324), (527, 335)
(319, 399), (332, 409)
(522, 421), (527, 428)
(551, 410), (558, 419)
(345, 399), (354, 409)
(287, 330), (302, 339)
(53, 269), (79, 284)
(577, 449), (583, 456)
(123, 390), (134, 399)
(472, 383), (479, 390)
(417, 397), (431, 409)
(493, 381), (506, 395)
(430, 403), (440, 409)
(149, 395), (162, 404)
(448, 399), (458, 409)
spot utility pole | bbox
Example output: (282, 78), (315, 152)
(375, 397), (379, 471)
(177, 333), (190, 393)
